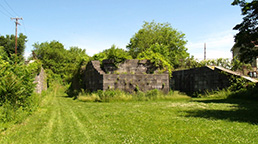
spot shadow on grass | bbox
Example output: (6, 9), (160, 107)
(58, 95), (70, 98)
(57, 95), (78, 100)
(185, 98), (258, 124)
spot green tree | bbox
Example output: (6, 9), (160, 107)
(0, 33), (27, 59)
(66, 46), (90, 81)
(33, 41), (67, 78)
(32, 41), (89, 83)
(126, 21), (189, 68)
(232, 0), (258, 63)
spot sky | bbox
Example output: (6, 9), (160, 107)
(0, 0), (243, 60)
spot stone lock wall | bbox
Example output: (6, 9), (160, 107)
(84, 61), (258, 94)
(171, 66), (231, 93)
(84, 60), (169, 93)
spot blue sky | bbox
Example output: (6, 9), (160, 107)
(0, 0), (242, 60)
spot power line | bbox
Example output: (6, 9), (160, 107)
(3, 0), (19, 17)
(0, 8), (10, 18)
(0, 3), (14, 17)
(21, 20), (27, 35)
(1, 0), (27, 36)
(2, 0), (27, 36)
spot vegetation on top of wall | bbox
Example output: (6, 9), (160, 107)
(93, 44), (132, 67)
(137, 49), (173, 76)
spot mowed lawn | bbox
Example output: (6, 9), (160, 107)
(1, 87), (258, 143)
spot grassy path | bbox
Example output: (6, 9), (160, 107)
(1, 86), (258, 143)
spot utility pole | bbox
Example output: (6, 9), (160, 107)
(204, 43), (206, 60)
(11, 17), (23, 55)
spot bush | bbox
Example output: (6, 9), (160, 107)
(0, 55), (40, 123)
(195, 77), (258, 100)
(228, 83), (258, 100)
(0, 57), (35, 107)
(145, 89), (159, 100)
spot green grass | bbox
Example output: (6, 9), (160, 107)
(1, 86), (258, 143)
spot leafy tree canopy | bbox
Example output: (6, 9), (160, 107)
(232, 0), (258, 63)
(0, 33), (27, 60)
(93, 44), (132, 66)
(32, 41), (90, 83)
(126, 21), (189, 68)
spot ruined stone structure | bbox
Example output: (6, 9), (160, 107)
(26, 60), (47, 94)
(84, 59), (169, 93)
(34, 67), (47, 94)
(171, 66), (258, 93)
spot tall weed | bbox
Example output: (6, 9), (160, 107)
(78, 89), (190, 102)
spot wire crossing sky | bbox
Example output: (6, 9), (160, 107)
(0, 0), (242, 59)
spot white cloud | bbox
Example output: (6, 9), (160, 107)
(186, 31), (236, 60)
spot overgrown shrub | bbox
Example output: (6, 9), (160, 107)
(228, 83), (258, 100)
(0, 55), (41, 123)
(145, 89), (159, 100)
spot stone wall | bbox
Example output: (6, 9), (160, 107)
(84, 61), (105, 92)
(103, 74), (169, 93)
(34, 67), (47, 94)
(171, 66), (231, 93)
(84, 60), (169, 93)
